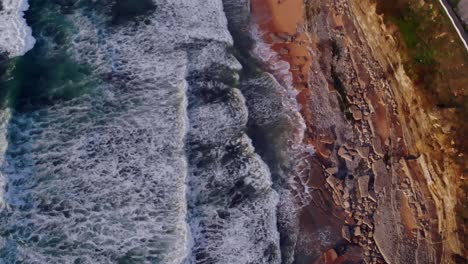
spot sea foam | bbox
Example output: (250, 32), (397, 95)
(0, 0), (35, 57)
(0, 0), (282, 263)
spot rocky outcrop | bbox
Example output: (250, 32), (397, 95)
(231, 0), (464, 263)
(293, 0), (466, 263)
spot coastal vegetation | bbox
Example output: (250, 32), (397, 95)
(376, 0), (468, 150)
(375, 0), (468, 248)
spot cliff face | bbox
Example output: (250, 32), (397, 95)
(257, 0), (466, 263)
(350, 2), (465, 262)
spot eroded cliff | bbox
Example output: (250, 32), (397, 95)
(250, 0), (467, 263)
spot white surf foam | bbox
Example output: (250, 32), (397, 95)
(0, 109), (11, 212)
(0, 0), (284, 263)
(247, 21), (315, 208)
(0, 0), (35, 57)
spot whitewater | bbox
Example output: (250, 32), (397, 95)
(0, 0), (310, 263)
(0, 0), (35, 56)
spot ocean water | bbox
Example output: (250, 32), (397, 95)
(0, 0), (310, 263)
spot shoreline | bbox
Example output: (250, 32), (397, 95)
(251, 0), (312, 88)
(250, 0), (319, 151)
(250, 0), (466, 263)
(250, 0), (353, 262)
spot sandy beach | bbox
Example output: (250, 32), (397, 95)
(251, 0), (311, 88)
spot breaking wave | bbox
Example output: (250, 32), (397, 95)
(0, 0), (312, 263)
(0, 0), (35, 57)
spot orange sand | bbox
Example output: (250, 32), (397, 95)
(255, 0), (305, 34)
(251, 0), (311, 87)
(251, 0), (314, 141)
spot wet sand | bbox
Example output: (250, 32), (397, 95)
(251, 1), (346, 263)
(251, 0), (311, 85)
(251, 0), (315, 143)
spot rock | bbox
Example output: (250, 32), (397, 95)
(319, 132), (335, 144)
(343, 189), (350, 199)
(326, 175), (342, 192)
(350, 104), (363, 120)
(332, 192), (343, 207)
(337, 183), (344, 191)
(322, 248), (338, 263)
(357, 146), (370, 159)
(371, 159), (388, 195)
(348, 148), (360, 156)
(401, 182), (409, 189)
(363, 216), (373, 228)
(372, 137), (385, 157)
(326, 166), (339, 175)
(341, 153), (354, 161)
(354, 226), (362, 236)
(344, 201), (351, 208)
(342, 225), (352, 242)
(338, 145), (348, 157)
(357, 175), (370, 198)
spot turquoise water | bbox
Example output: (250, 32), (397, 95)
(0, 0), (93, 111)
(0, 0), (159, 111)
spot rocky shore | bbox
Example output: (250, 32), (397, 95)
(250, 0), (466, 263)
